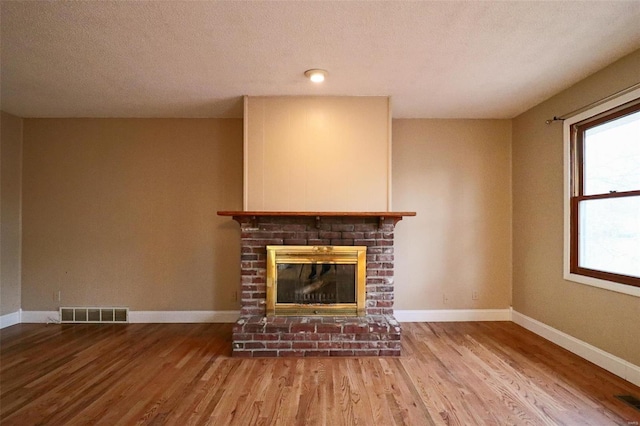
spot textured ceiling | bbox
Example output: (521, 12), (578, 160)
(1, 1), (640, 119)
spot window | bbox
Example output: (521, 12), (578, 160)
(564, 92), (640, 296)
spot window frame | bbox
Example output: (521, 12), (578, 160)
(563, 87), (640, 298)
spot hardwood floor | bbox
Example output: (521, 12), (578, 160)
(1, 321), (639, 425)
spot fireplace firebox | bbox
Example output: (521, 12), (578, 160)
(266, 245), (366, 316)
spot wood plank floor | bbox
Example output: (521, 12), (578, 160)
(1, 321), (639, 425)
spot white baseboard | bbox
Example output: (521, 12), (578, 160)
(395, 309), (512, 322)
(21, 311), (58, 323)
(0, 310), (22, 329)
(19, 309), (511, 324)
(20, 309), (514, 324)
(512, 310), (640, 387)
(129, 310), (240, 323)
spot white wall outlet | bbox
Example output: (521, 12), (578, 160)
(472, 290), (479, 300)
(443, 293), (449, 304)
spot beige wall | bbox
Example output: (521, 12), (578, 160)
(512, 49), (640, 365)
(393, 119), (512, 309)
(1, 112), (23, 316)
(22, 118), (243, 311)
(245, 96), (391, 211)
(19, 115), (513, 313)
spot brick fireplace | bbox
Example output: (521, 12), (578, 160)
(218, 211), (415, 357)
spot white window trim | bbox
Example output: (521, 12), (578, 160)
(563, 87), (640, 298)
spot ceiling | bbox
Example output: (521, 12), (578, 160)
(1, 1), (639, 119)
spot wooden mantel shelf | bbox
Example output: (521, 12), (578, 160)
(217, 211), (416, 228)
(217, 211), (416, 218)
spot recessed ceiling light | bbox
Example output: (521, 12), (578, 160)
(304, 69), (327, 83)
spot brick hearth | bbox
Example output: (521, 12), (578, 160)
(218, 212), (415, 357)
(232, 315), (401, 357)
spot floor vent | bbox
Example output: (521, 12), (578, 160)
(615, 395), (640, 412)
(59, 307), (129, 323)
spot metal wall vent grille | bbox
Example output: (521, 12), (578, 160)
(59, 307), (129, 323)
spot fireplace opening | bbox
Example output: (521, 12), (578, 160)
(266, 245), (366, 316)
(276, 263), (356, 304)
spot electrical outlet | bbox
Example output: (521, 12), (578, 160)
(57, 291), (61, 302)
(232, 291), (238, 302)
(443, 293), (449, 304)
(472, 290), (479, 300)
(53, 290), (61, 302)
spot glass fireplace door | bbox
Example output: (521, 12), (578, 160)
(266, 246), (366, 316)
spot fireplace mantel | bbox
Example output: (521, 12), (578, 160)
(218, 211), (416, 228)
(217, 211), (416, 218)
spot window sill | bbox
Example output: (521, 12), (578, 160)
(564, 271), (640, 297)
